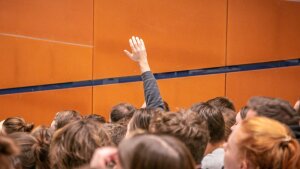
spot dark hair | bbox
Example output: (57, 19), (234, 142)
(239, 106), (249, 119)
(220, 108), (236, 141)
(103, 123), (127, 146)
(31, 126), (53, 169)
(9, 132), (49, 169)
(118, 134), (195, 169)
(295, 99), (300, 115)
(50, 119), (112, 169)
(0, 136), (20, 169)
(128, 108), (161, 132)
(2, 117), (34, 134)
(247, 96), (300, 125)
(110, 103), (136, 123)
(52, 110), (82, 130)
(207, 97), (236, 111)
(163, 101), (170, 112)
(149, 109), (209, 162)
(191, 102), (225, 143)
(85, 114), (106, 123)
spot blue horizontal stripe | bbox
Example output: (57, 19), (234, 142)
(0, 58), (299, 95)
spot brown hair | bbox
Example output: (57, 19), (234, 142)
(31, 126), (53, 169)
(103, 123), (127, 146)
(52, 110), (82, 130)
(9, 132), (49, 169)
(247, 96), (300, 125)
(0, 136), (20, 169)
(191, 102), (225, 143)
(118, 134), (195, 169)
(2, 117), (34, 134)
(236, 117), (300, 169)
(84, 114), (106, 123)
(50, 119), (112, 169)
(220, 108), (236, 141)
(128, 108), (161, 132)
(239, 106), (249, 119)
(207, 97), (236, 111)
(149, 109), (209, 162)
(110, 103), (136, 123)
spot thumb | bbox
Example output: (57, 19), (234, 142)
(123, 50), (132, 57)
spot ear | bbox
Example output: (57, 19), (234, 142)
(240, 159), (248, 169)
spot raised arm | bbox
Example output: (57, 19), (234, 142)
(124, 36), (164, 109)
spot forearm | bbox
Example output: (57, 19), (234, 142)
(142, 71), (164, 109)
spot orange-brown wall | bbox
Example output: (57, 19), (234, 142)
(0, 0), (299, 125)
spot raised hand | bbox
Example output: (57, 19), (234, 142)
(124, 36), (150, 73)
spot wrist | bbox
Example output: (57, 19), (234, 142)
(139, 61), (150, 73)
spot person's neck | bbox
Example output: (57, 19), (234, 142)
(204, 141), (224, 155)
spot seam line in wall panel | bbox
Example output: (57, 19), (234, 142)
(0, 33), (93, 48)
(0, 59), (299, 95)
(91, 0), (95, 114)
(224, 0), (229, 96)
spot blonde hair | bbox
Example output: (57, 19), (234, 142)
(236, 117), (300, 169)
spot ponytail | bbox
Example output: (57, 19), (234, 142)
(280, 138), (300, 169)
(32, 140), (51, 169)
(24, 123), (34, 132)
(3, 117), (34, 134)
(31, 126), (52, 169)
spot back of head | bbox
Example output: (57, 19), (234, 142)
(191, 102), (225, 144)
(9, 132), (48, 169)
(50, 119), (112, 169)
(236, 117), (300, 169)
(247, 96), (300, 125)
(149, 109), (209, 162)
(118, 134), (195, 169)
(103, 123), (127, 145)
(220, 108), (236, 141)
(31, 126), (53, 169)
(0, 135), (20, 169)
(52, 110), (82, 130)
(128, 108), (160, 133)
(85, 114), (106, 123)
(2, 117), (34, 134)
(110, 103), (135, 123)
(207, 97), (236, 111)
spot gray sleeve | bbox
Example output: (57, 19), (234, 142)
(141, 71), (164, 109)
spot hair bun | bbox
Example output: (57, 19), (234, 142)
(24, 123), (34, 132)
(0, 136), (19, 155)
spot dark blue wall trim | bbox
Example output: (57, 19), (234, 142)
(0, 58), (299, 95)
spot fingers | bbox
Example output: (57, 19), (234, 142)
(130, 36), (145, 51)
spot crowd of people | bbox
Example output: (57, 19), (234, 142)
(1, 36), (300, 169)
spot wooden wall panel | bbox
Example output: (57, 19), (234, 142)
(226, 66), (300, 111)
(0, 35), (92, 89)
(0, 0), (93, 44)
(94, 0), (226, 78)
(227, 0), (300, 65)
(0, 87), (92, 126)
(93, 74), (225, 119)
